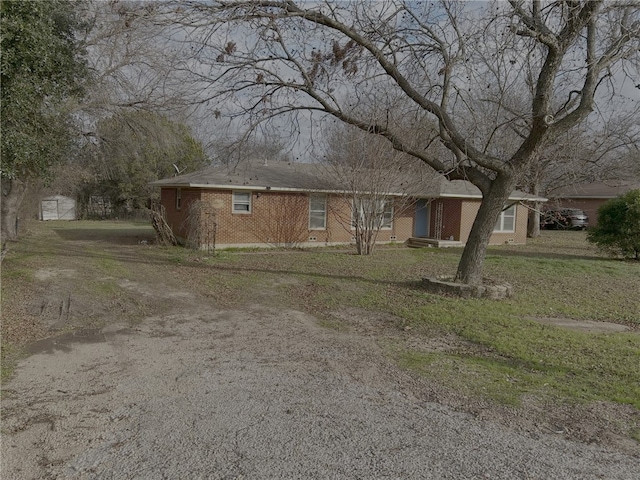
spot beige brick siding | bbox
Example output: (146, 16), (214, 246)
(459, 201), (528, 245)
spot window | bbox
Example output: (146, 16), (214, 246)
(232, 191), (251, 213)
(381, 201), (394, 229)
(352, 198), (393, 229)
(309, 195), (327, 229)
(495, 204), (516, 232)
(175, 188), (181, 210)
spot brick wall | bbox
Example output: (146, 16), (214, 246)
(161, 188), (532, 247)
(161, 187), (202, 240)
(553, 198), (604, 227)
(162, 187), (539, 247)
(325, 196), (414, 244)
(161, 187), (417, 248)
(428, 199), (463, 240)
(459, 201), (528, 245)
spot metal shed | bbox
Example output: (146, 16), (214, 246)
(40, 195), (76, 221)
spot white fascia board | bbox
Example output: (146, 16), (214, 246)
(184, 184), (408, 197)
(439, 193), (547, 201)
(158, 183), (545, 202)
(560, 195), (615, 199)
(439, 193), (482, 199)
(188, 184), (340, 194)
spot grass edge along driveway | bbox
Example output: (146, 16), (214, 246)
(2, 221), (639, 423)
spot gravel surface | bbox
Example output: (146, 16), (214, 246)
(2, 299), (639, 479)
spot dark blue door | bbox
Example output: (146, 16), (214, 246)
(415, 199), (429, 237)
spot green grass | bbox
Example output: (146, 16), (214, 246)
(208, 230), (639, 409)
(395, 304), (640, 407)
(2, 223), (639, 412)
(397, 350), (548, 405)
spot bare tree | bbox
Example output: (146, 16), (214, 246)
(251, 193), (309, 248)
(183, 200), (217, 253)
(208, 133), (293, 166)
(145, 0), (639, 284)
(320, 122), (435, 255)
(524, 110), (640, 236)
(78, 0), (195, 115)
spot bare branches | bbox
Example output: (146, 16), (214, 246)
(135, 0), (638, 282)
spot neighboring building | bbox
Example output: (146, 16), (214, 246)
(151, 162), (545, 250)
(40, 195), (76, 221)
(548, 181), (640, 226)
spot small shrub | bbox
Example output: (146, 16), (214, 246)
(587, 189), (640, 260)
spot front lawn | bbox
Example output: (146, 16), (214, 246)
(2, 223), (639, 413)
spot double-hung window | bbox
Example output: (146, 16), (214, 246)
(352, 198), (393, 229)
(232, 191), (251, 213)
(381, 201), (393, 229)
(309, 195), (327, 229)
(495, 204), (516, 232)
(175, 188), (182, 210)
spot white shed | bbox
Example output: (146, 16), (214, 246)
(40, 195), (76, 220)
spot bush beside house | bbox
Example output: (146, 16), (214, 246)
(587, 190), (640, 260)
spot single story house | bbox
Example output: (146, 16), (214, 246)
(548, 180), (640, 226)
(151, 161), (545, 250)
(40, 195), (76, 221)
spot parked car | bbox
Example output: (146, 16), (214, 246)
(540, 208), (589, 230)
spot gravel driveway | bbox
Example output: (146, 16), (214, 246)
(2, 291), (639, 479)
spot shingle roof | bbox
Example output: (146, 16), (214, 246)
(152, 162), (335, 191)
(151, 161), (545, 201)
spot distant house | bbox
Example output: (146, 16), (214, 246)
(548, 181), (640, 226)
(151, 162), (544, 250)
(40, 195), (76, 221)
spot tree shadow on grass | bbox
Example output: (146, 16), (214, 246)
(52, 225), (156, 245)
(21, 236), (429, 294)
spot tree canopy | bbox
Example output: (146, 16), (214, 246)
(79, 111), (207, 213)
(1, 0), (88, 240)
(1, 0), (87, 181)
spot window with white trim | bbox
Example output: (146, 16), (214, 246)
(175, 188), (181, 210)
(495, 204), (516, 232)
(352, 198), (394, 230)
(232, 191), (251, 213)
(309, 195), (327, 230)
(381, 201), (393, 229)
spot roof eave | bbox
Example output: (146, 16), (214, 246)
(151, 182), (547, 202)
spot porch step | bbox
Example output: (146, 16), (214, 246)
(407, 237), (465, 248)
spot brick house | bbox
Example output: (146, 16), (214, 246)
(151, 162), (543, 249)
(547, 181), (640, 226)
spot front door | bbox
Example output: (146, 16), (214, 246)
(415, 199), (429, 237)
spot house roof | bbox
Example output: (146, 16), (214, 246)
(435, 180), (542, 201)
(549, 180), (640, 199)
(152, 161), (336, 191)
(151, 161), (546, 201)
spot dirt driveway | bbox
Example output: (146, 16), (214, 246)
(2, 224), (639, 479)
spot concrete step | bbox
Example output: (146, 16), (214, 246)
(407, 237), (465, 248)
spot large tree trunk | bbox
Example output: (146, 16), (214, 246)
(455, 174), (517, 285)
(528, 200), (542, 238)
(527, 180), (542, 238)
(1, 178), (27, 242)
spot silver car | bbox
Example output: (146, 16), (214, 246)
(541, 208), (589, 230)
